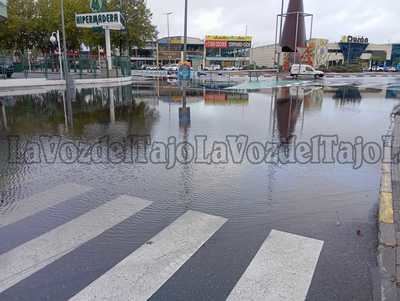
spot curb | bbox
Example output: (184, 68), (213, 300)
(0, 76), (135, 95)
(75, 76), (133, 86)
(377, 116), (400, 301)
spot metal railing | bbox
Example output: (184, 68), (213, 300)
(0, 53), (132, 80)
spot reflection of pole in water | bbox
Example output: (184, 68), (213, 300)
(179, 84), (193, 210)
(274, 87), (303, 144)
(61, 92), (69, 131)
(63, 89), (74, 129)
(109, 88), (115, 123)
(183, 86), (187, 109)
(179, 84), (191, 130)
(156, 77), (160, 97)
(1, 101), (8, 130)
(270, 88), (278, 139)
(118, 86), (123, 104)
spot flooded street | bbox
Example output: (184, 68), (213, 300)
(1, 77), (400, 300)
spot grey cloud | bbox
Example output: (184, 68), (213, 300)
(147, 0), (400, 45)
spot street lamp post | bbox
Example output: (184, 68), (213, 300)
(164, 12), (173, 64)
(60, 0), (73, 128)
(183, 0), (188, 62)
(164, 12), (173, 41)
(60, 0), (68, 83)
(50, 31), (63, 79)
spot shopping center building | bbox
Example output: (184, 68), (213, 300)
(0, 0), (7, 21)
(250, 35), (400, 69)
(131, 34), (399, 70)
(130, 35), (252, 69)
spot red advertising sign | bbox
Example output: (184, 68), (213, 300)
(205, 40), (228, 48)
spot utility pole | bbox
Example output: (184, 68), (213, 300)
(183, 0), (188, 62)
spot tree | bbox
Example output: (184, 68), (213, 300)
(0, 0), (156, 54)
(0, 0), (36, 51)
(107, 0), (157, 54)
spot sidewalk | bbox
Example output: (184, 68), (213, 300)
(0, 75), (135, 94)
(378, 111), (400, 300)
(0, 78), (65, 89)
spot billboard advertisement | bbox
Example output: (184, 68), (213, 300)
(205, 35), (252, 49)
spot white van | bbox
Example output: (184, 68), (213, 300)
(290, 64), (324, 79)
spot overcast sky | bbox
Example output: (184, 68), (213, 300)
(146, 0), (400, 45)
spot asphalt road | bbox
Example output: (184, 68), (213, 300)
(1, 76), (399, 300)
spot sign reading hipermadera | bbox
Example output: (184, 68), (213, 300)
(75, 11), (124, 30)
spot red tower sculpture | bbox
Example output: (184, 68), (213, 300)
(280, 0), (307, 53)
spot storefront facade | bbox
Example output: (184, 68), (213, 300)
(157, 36), (204, 68)
(204, 35), (252, 68)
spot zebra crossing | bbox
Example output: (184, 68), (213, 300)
(0, 195), (151, 293)
(227, 230), (323, 301)
(0, 183), (324, 301)
(0, 183), (92, 228)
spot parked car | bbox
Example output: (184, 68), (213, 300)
(0, 57), (15, 78)
(162, 64), (179, 72)
(388, 66), (397, 72)
(204, 64), (221, 71)
(223, 66), (241, 71)
(290, 64), (324, 79)
(145, 65), (159, 71)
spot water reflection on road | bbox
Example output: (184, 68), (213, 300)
(0, 80), (400, 300)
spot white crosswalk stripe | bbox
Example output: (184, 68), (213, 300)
(69, 210), (227, 301)
(0, 184), (325, 300)
(227, 230), (324, 301)
(0, 183), (92, 228)
(0, 195), (152, 293)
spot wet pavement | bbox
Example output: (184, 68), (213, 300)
(0, 75), (400, 300)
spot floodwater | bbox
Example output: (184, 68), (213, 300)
(0, 78), (400, 300)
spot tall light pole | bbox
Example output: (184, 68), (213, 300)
(164, 12), (173, 40)
(61, 0), (73, 128)
(164, 12), (173, 64)
(60, 0), (68, 83)
(183, 0), (188, 62)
